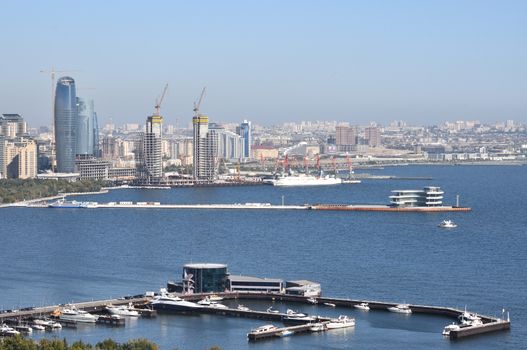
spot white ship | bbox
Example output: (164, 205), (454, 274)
(267, 173), (342, 187)
(59, 307), (98, 323)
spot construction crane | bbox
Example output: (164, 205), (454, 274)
(193, 87), (207, 118)
(154, 83), (169, 116)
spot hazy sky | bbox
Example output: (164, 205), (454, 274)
(1, 0), (526, 127)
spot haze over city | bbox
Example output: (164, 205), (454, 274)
(1, 0), (526, 126)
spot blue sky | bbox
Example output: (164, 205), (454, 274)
(1, 0), (526, 126)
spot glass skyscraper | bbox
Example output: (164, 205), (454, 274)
(76, 97), (94, 156)
(54, 76), (77, 172)
(239, 120), (251, 159)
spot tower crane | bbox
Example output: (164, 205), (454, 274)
(193, 87), (207, 118)
(153, 83), (168, 117)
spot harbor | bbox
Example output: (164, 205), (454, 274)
(0, 291), (510, 341)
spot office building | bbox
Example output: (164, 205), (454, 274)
(76, 97), (95, 156)
(54, 76), (77, 172)
(1, 137), (37, 179)
(237, 120), (251, 159)
(228, 275), (283, 293)
(75, 156), (110, 180)
(336, 125), (357, 151)
(365, 126), (382, 147)
(1, 114), (27, 138)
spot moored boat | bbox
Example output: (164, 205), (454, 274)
(438, 219), (457, 228)
(59, 307), (98, 323)
(326, 315), (355, 329)
(388, 304), (412, 314)
(354, 302), (370, 311)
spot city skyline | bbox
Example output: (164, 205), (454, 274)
(0, 1), (526, 127)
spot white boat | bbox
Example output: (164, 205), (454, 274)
(458, 310), (482, 325)
(248, 324), (278, 335)
(209, 302), (228, 309)
(268, 173), (342, 187)
(324, 302), (336, 307)
(208, 295), (224, 301)
(105, 304), (140, 317)
(14, 325), (33, 333)
(34, 319), (63, 330)
(307, 297), (318, 304)
(309, 323), (327, 332)
(388, 304), (412, 314)
(442, 323), (461, 336)
(286, 309), (307, 317)
(237, 304), (250, 311)
(149, 294), (203, 312)
(439, 220), (457, 228)
(31, 324), (46, 331)
(326, 315), (355, 329)
(278, 329), (294, 337)
(0, 323), (20, 336)
(354, 302), (370, 311)
(197, 298), (212, 306)
(267, 306), (280, 314)
(197, 297), (227, 309)
(59, 307), (98, 323)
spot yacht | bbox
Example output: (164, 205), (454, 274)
(354, 302), (370, 311)
(0, 324), (20, 336)
(105, 304), (140, 317)
(307, 297), (318, 304)
(14, 325), (33, 334)
(326, 315), (356, 329)
(247, 324), (278, 338)
(323, 302), (336, 307)
(31, 324), (46, 331)
(59, 307), (98, 323)
(458, 311), (482, 325)
(283, 310), (316, 325)
(388, 304), (412, 314)
(208, 295), (224, 301)
(197, 297), (227, 309)
(442, 323), (461, 336)
(149, 294), (203, 312)
(33, 319), (62, 329)
(438, 220), (457, 228)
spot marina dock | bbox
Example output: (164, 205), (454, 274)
(0, 292), (508, 341)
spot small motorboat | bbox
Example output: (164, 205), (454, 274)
(208, 294), (224, 301)
(286, 309), (307, 317)
(237, 304), (250, 311)
(278, 329), (294, 337)
(267, 306), (280, 314)
(388, 304), (412, 314)
(324, 302), (336, 307)
(106, 303), (140, 317)
(307, 297), (318, 304)
(438, 220), (457, 228)
(309, 323), (327, 332)
(354, 302), (370, 311)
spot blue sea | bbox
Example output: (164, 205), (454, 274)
(1, 165), (526, 349)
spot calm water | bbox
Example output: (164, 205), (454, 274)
(1, 165), (526, 349)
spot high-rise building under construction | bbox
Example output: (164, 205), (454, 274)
(140, 115), (163, 181)
(192, 115), (217, 181)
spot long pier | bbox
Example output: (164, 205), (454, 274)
(21, 201), (471, 212)
(0, 292), (508, 340)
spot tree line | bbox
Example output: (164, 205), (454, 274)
(0, 179), (106, 204)
(0, 336), (223, 350)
